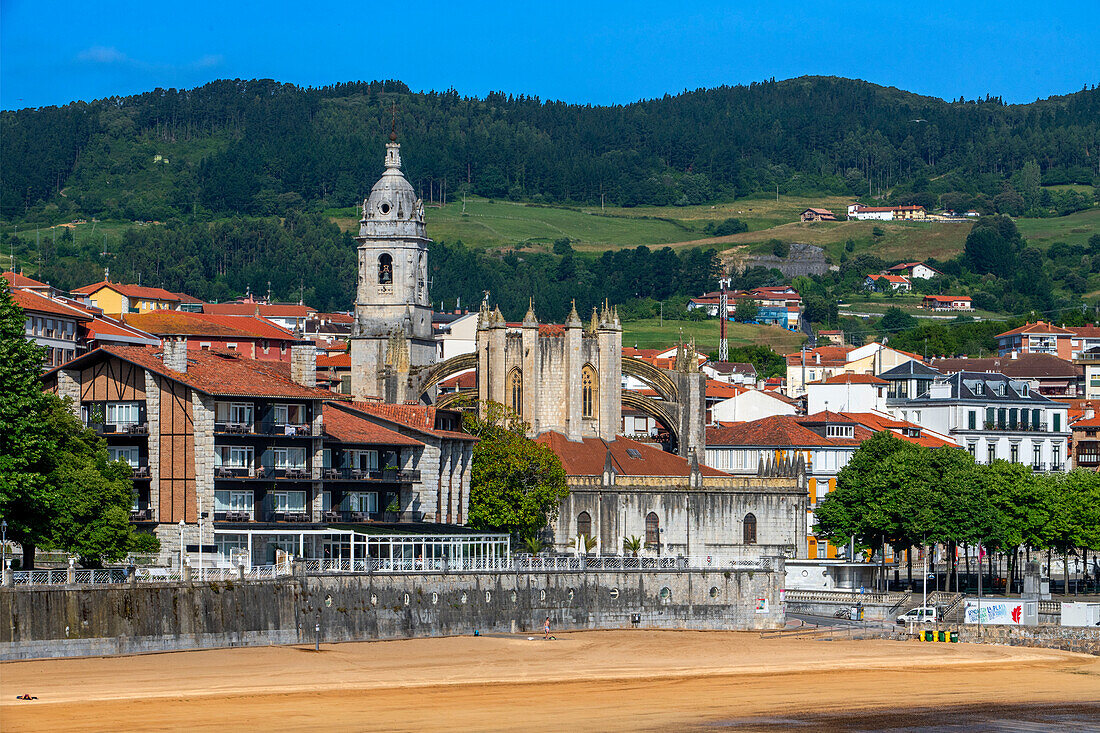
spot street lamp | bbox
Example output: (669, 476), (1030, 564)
(1, 519), (8, 573)
(178, 519), (185, 572)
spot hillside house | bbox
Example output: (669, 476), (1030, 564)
(921, 294), (972, 311)
(800, 208), (837, 222)
(887, 262), (942, 279)
(864, 274), (911, 292)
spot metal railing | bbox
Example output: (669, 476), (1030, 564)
(10, 562), (293, 587)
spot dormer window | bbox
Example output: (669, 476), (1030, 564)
(826, 424), (854, 439)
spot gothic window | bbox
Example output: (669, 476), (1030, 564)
(378, 253), (393, 285)
(508, 368), (523, 417)
(743, 513), (757, 545)
(576, 511), (591, 539)
(645, 512), (659, 548)
(581, 364), (598, 419)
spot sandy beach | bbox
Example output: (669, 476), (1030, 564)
(2, 630), (1098, 732)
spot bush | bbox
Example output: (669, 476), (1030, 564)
(705, 217), (748, 237)
(872, 226), (885, 238)
(769, 239), (790, 258)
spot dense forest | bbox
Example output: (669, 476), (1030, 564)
(4, 76), (1099, 222)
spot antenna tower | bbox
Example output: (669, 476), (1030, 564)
(718, 276), (731, 362)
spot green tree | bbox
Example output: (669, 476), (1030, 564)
(878, 307), (916, 334)
(770, 239), (790, 258)
(0, 288), (157, 567)
(0, 287), (56, 568)
(463, 402), (569, 539)
(734, 298), (759, 323)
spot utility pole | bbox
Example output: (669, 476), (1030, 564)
(718, 277), (730, 362)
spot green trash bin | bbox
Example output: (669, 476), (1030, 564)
(923, 630), (934, 642)
(949, 631), (959, 643)
(937, 630), (946, 642)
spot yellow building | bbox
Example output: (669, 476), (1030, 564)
(72, 281), (187, 315)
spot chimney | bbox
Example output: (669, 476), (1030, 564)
(162, 337), (188, 373)
(1011, 350), (1018, 360)
(290, 342), (317, 388)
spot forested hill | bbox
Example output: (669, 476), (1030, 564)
(3, 76), (1099, 221)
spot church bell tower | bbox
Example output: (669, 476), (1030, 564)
(350, 128), (435, 401)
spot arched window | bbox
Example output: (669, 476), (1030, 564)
(508, 368), (523, 417)
(378, 253), (393, 285)
(581, 364), (598, 419)
(645, 512), (660, 548)
(743, 513), (757, 545)
(576, 511), (591, 539)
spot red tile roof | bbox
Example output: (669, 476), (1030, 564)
(705, 411), (954, 449)
(203, 302), (315, 318)
(122, 311), (296, 340)
(535, 432), (728, 477)
(706, 379), (744, 399)
(317, 353), (351, 368)
(340, 401), (476, 441)
(813, 373), (888, 385)
(10, 289), (92, 320)
(72, 281), (184, 302)
(439, 370), (477, 390)
(3, 271), (51, 289)
(1069, 326), (1100, 338)
(996, 321), (1076, 338)
(869, 274), (911, 284)
(322, 405), (424, 446)
(922, 294), (971, 302)
(929, 353), (1078, 379)
(1072, 415), (1100, 429)
(47, 345), (331, 399)
(784, 345), (854, 366)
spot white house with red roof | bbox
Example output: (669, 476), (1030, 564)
(805, 373), (889, 414)
(704, 411), (955, 560)
(995, 321), (1077, 359)
(886, 262), (942, 280)
(864, 273), (911, 292)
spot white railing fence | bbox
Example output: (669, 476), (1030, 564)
(7, 554), (778, 586)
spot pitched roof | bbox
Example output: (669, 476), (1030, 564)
(929, 354), (1078, 379)
(46, 345), (331, 399)
(922, 294), (971, 302)
(10, 288), (92, 320)
(3, 271), (50, 289)
(439, 370), (477, 390)
(784, 345), (854, 366)
(878, 360), (942, 379)
(339, 401), (476, 441)
(706, 412), (953, 449)
(202, 302), (315, 318)
(705, 379), (745, 399)
(316, 353), (351, 368)
(321, 404), (424, 446)
(122, 311), (296, 340)
(803, 208), (835, 215)
(705, 361), (757, 375)
(1068, 326), (1100, 338)
(869, 274), (911, 284)
(812, 373), (888, 385)
(72, 281), (183, 302)
(535, 432), (728, 477)
(995, 321), (1076, 338)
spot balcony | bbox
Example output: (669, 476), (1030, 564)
(982, 421), (1047, 433)
(90, 421), (150, 436)
(214, 421), (317, 437)
(214, 466), (312, 481)
(132, 465), (151, 479)
(129, 508), (154, 522)
(320, 468), (420, 483)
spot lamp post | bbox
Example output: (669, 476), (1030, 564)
(1, 519), (7, 573)
(178, 519), (185, 572)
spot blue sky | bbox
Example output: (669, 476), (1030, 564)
(2, 1), (1097, 110)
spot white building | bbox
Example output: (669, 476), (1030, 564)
(888, 371), (1071, 472)
(806, 373), (888, 414)
(434, 311), (479, 360)
(710, 388), (798, 423)
(705, 411), (955, 560)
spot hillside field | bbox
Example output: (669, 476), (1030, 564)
(621, 317), (806, 354)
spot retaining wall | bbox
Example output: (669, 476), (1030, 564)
(0, 568), (782, 660)
(957, 624), (1100, 656)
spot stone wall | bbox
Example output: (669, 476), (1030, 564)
(0, 568), (782, 660)
(957, 624), (1100, 656)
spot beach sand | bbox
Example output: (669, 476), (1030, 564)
(2, 630), (1098, 731)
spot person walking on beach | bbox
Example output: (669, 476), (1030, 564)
(544, 616), (551, 640)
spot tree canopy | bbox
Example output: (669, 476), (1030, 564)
(462, 402), (569, 540)
(0, 288), (159, 567)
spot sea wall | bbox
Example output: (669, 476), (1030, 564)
(957, 624), (1100, 656)
(0, 568), (783, 660)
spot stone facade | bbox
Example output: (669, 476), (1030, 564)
(144, 371), (161, 522)
(553, 473), (807, 558)
(191, 392), (216, 541)
(350, 137), (436, 401)
(476, 300), (622, 442)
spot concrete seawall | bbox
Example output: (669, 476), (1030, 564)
(1, 568), (782, 660)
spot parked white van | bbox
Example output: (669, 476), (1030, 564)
(897, 606), (937, 624)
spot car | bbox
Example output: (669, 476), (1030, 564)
(897, 606), (937, 625)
